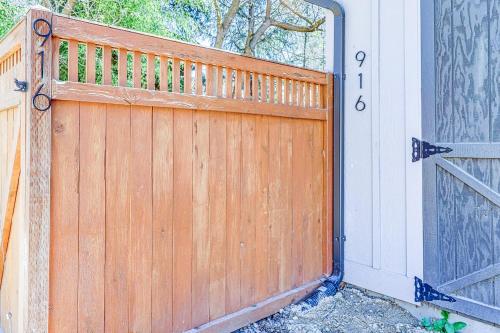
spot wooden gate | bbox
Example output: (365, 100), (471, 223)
(422, 0), (500, 324)
(20, 9), (333, 333)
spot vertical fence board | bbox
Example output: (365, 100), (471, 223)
(119, 49), (127, 87)
(160, 56), (168, 91)
(173, 109), (193, 332)
(104, 104), (130, 333)
(255, 116), (269, 302)
(133, 51), (141, 89)
(192, 110), (210, 327)
(268, 118), (281, 295)
(225, 113), (242, 313)
(78, 102), (106, 333)
(209, 112), (227, 320)
(152, 108), (174, 333)
(147, 54), (155, 90)
(303, 121), (315, 282)
(312, 121), (324, 278)
(241, 115), (256, 307)
(292, 121), (305, 287)
(129, 106), (153, 333)
(86, 43), (96, 84)
(185, 60), (192, 94)
(49, 100), (79, 333)
(68, 41), (78, 82)
(279, 119), (293, 292)
(103, 46), (112, 85)
(173, 58), (180, 93)
(52, 37), (60, 80)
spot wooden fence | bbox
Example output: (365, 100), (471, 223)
(0, 9), (334, 333)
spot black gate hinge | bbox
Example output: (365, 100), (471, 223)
(14, 78), (28, 92)
(412, 138), (452, 162)
(414, 277), (456, 303)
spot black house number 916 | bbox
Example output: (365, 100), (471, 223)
(32, 18), (52, 112)
(355, 50), (366, 112)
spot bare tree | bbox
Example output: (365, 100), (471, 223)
(213, 0), (325, 56)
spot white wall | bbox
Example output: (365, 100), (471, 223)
(329, 0), (423, 303)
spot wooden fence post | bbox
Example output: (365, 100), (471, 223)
(25, 8), (53, 332)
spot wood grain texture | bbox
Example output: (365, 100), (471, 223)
(192, 109), (210, 327)
(491, 1), (500, 142)
(452, 0), (489, 142)
(50, 100), (79, 333)
(78, 102), (106, 333)
(28, 9), (53, 331)
(173, 109), (193, 332)
(225, 113), (242, 313)
(53, 81), (327, 121)
(434, 0), (453, 142)
(209, 112), (227, 320)
(241, 115), (257, 307)
(48, 103), (331, 331)
(104, 104), (130, 333)
(255, 116), (270, 302)
(152, 107), (174, 332)
(129, 106), (153, 332)
(52, 14), (327, 85)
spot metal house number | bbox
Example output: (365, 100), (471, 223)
(32, 18), (52, 112)
(355, 51), (366, 112)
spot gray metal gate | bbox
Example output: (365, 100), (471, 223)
(422, 0), (500, 324)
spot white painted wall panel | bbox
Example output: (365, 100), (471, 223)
(334, 0), (423, 303)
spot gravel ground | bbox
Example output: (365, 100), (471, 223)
(236, 285), (428, 333)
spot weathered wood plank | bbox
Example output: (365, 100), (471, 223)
(491, 0), (500, 142)
(434, 0), (453, 142)
(452, 0), (489, 142)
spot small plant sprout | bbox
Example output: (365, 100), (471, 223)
(421, 310), (467, 333)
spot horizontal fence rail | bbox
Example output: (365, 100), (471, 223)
(50, 15), (328, 120)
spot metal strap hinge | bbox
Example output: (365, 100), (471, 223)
(414, 277), (456, 303)
(412, 138), (452, 162)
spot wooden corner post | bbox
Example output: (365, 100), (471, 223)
(25, 8), (53, 332)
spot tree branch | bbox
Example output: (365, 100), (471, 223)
(270, 17), (325, 32)
(279, 0), (313, 25)
(62, 0), (78, 15)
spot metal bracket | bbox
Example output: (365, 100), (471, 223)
(14, 79), (28, 92)
(412, 138), (452, 162)
(414, 277), (456, 303)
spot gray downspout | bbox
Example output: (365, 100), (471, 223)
(304, 0), (345, 286)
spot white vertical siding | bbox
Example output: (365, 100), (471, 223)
(334, 0), (423, 303)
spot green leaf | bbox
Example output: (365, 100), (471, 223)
(433, 319), (446, 330)
(453, 322), (467, 331)
(445, 323), (455, 333)
(421, 318), (433, 328)
(441, 310), (450, 320)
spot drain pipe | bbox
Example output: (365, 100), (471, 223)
(305, 0), (345, 295)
